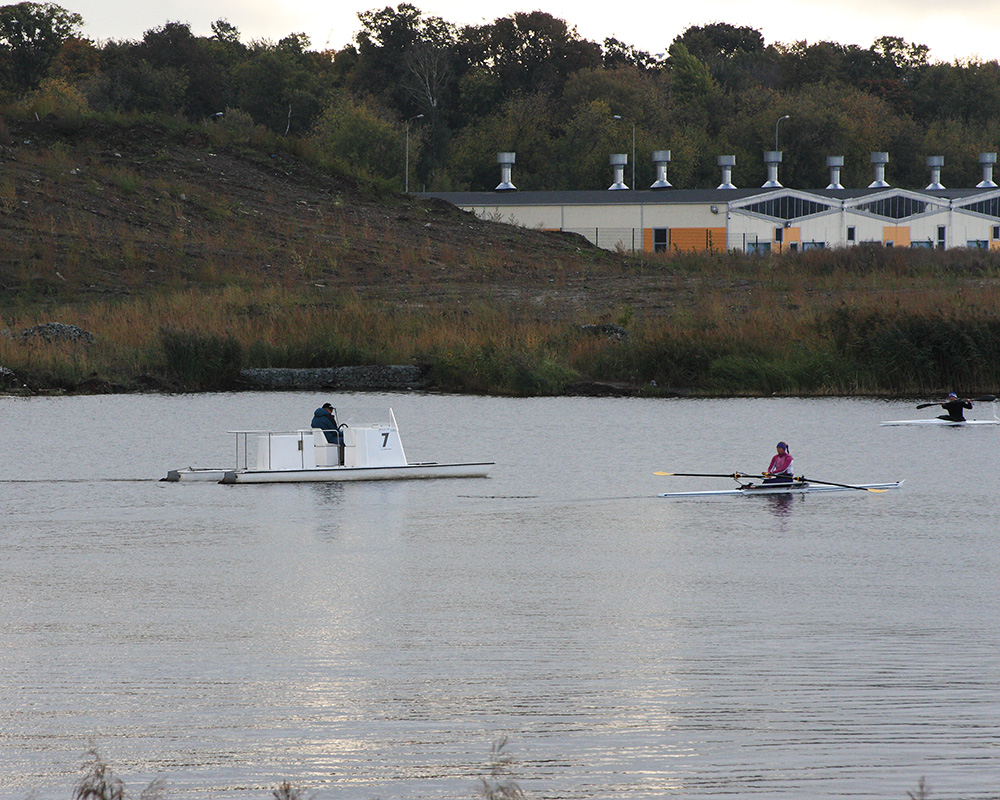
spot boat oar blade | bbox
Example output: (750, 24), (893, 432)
(795, 475), (887, 493)
(914, 402), (938, 409)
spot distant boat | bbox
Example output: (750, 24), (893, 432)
(881, 399), (1000, 427)
(164, 407), (493, 484)
(879, 418), (1000, 427)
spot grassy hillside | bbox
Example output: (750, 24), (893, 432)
(3, 111), (1000, 397)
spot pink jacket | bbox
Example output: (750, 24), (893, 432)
(767, 453), (794, 476)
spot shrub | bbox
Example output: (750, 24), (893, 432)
(159, 327), (243, 389)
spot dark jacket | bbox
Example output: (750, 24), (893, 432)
(311, 407), (340, 443)
(940, 399), (972, 421)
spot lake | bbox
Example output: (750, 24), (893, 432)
(1, 392), (998, 799)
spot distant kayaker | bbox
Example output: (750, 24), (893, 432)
(938, 392), (973, 422)
(763, 441), (794, 483)
(311, 402), (345, 445)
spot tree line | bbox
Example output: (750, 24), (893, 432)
(3, 0), (1000, 191)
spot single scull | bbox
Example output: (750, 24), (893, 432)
(658, 480), (903, 498)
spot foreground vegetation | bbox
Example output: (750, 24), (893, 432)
(70, 742), (525, 800)
(67, 744), (936, 800)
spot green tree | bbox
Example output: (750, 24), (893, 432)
(350, 3), (457, 117)
(673, 23), (769, 91)
(0, 1), (81, 96)
(667, 41), (717, 109)
(310, 92), (405, 182)
(601, 37), (656, 71)
(458, 11), (601, 99)
(83, 39), (188, 114)
(233, 36), (331, 134)
(443, 92), (556, 190)
(137, 21), (228, 117)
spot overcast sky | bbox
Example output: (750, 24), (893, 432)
(67, 0), (999, 64)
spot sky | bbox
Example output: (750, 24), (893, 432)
(66, 0), (1000, 64)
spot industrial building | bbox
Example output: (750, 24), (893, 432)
(425, 151), (1000, 253)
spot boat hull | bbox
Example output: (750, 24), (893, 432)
(880, 418), (999, 427)
(163, 468), (228, 482)
(658, 481), (903, 498)
(219, 461), (493, 484)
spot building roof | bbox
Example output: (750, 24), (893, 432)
(422, 186), (1000, 206)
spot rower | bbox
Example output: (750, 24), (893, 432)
(763, 441), (794, 484)
(938, 392), (972, 422)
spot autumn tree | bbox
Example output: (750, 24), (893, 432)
(0, 1), (81, 96)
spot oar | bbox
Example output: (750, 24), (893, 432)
(916, 394), (996, 409)
(654, 471), (758, 479)
(792, 475), (888, 493)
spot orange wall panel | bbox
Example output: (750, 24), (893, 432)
(882, 226), (911, 247)
(669, 227), (727, 252)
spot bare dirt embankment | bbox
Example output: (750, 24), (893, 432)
(0, 115), (690, 322)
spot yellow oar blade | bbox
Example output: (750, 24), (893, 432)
(653, 471), (675, 476)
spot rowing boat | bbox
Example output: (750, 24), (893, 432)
(658, 480), (903, 498)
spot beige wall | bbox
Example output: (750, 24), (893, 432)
(460, 195), (1000, 252)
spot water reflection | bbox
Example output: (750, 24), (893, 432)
(765, 492), (798, 518)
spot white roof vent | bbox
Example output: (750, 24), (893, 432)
(868, 151), (890, 188)
(762, 151), (782, 188)
(717, 155), (737, 190)
(925, 156), (945, 190)
(826, 156), (844, 190)
(977, 152), (997, 188)
(608, 153), (629, 190)
(495, 152), (516, 191)
(650, 150), (672, 189)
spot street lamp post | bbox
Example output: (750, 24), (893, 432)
(613, 115), (636, 189)
(405, 114), (424, 193)
(775, 114), (790, 152)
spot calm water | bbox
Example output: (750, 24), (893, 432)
(1, 393), (998, 800)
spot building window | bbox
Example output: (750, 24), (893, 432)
(774, 227), (784, 243)
(801, 241), (826, 250)
(846, 226), (856, 242)
(993, 225), (1000, 240)
(937, 226), (946, 243)
(746, 241), (771, 254)
(653, 228), (668, 253)
(967, 240), (988, 249)
(910, 241), (934, 249)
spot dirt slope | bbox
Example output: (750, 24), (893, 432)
(1, 115), (657, 320)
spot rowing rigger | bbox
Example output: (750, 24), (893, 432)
(654, 471), (904, 498)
